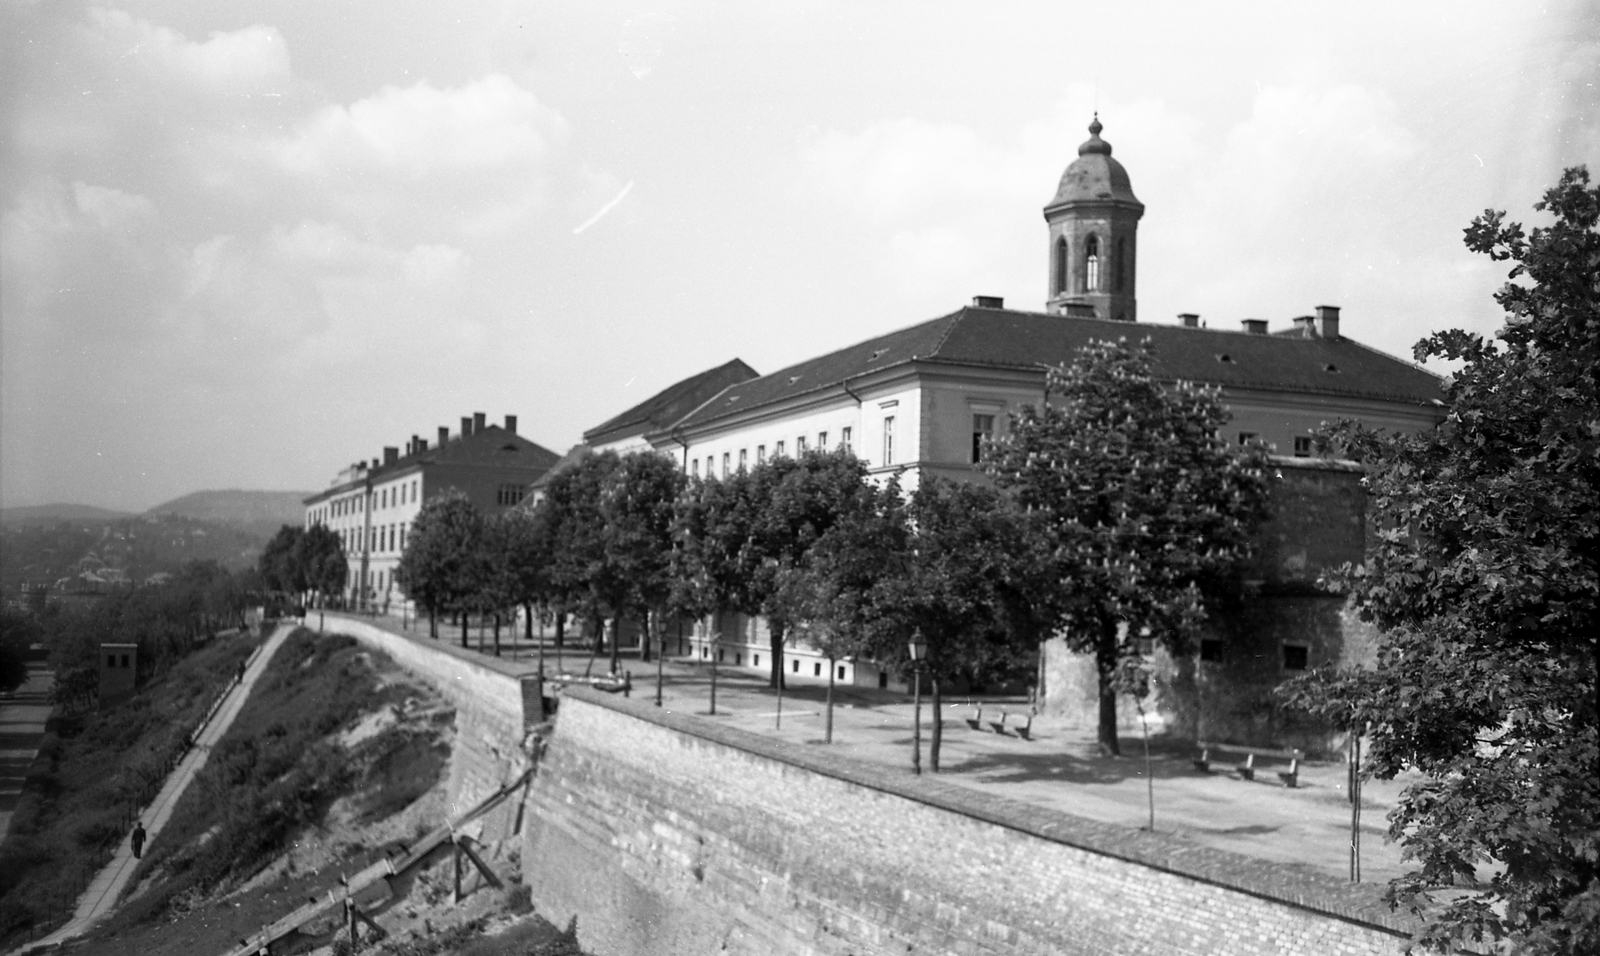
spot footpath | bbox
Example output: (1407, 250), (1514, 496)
(0, 665), (55, 844)
(15, 622), (296, 955)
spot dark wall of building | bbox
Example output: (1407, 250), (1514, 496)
(1042, 458), (1379, 753)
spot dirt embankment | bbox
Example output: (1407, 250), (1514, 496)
(61, 628), (582, 956)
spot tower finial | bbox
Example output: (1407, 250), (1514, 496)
(1088, 113), (1102, 137)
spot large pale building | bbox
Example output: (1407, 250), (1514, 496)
(303, 412), (559, 609)
(601, 118), (1446, 703)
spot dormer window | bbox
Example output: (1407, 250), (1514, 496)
(1217, 353), (1234, 364)
(867, 348), (888, 362)
(1324, 363), (1340, 373)
(1084, 234), (1101, 292)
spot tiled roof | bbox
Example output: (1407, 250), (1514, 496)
(675, 305), (1443, 430)
(583, 358), (759, 445)
(306, 426), (560, 503)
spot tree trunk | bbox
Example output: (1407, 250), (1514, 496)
(429, 607), (436, 639)
(1097, 627), (1121, 756)
(825, 658), (835, 743)
(930, 677), (943, 772)
(768, 620), (786, 690)
(459, 612), (468, 649)
(554, 610), (564, 673)
(492, 613), (501, 657)
(608, 617), (621, 675)
(640, 611), (652, 663)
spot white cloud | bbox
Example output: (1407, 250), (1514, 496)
(83, 8), (291, 90)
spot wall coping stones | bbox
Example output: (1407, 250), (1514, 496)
(562, 685), (1421, 942)
(319, 611), (540, 680)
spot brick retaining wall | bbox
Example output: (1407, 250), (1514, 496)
(525, 688), (1415, 956)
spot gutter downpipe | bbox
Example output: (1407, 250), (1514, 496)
(669, 427), (690, 472)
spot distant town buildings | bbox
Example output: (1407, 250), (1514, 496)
(302, 412), (559, 609)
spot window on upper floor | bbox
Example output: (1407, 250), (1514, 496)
(818, 431), (827, 450)
(1084, 234), (1100, 292)
(497, 483), (525, 506)
(1054, 236), (1068, 296)
(841, 427), (853, 454)
(883, 415), (896, 465)
(971, 413), (995, 463)
(757, 445), (766, 464)
(796, 436), (808, 454)
(775, 440), (786, 458)
(722, 452), (730, 477)
(738, 449), (748, 472)
(692, 458), (700, 477)
(1238, 432), (1259, 446)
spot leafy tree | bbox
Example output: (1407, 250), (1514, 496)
(598, 451), (687, 666)
(1285, 168), (1599, 954)
(296, 524), (347, 606)
(985, 337), (1270, 755)
(868, 478), (1053, 770)
(395, 492), (487, 647)
(259, 525), (304, 595)
(0, 608), (37, 693)
(497, 508), (552, 660)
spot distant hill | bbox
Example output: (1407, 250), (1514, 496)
(144, 490), (312, 536)
(1, 503), (135, 525)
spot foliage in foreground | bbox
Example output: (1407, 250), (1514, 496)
(1285, 167), (1599, 954)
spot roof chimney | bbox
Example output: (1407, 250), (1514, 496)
(1177, 312), (1200, 328)
(383, 446), (399, 466)
(971, 295), (1004, 309)
(473, 412), (487, 433)
(1291, 315), (1316, 337)
(371, 458), (380, 470)
(1241, 319), (1268, 335)
(461, 416), (473, 437)
(438, 426), (450, 447)
(417, 437), (429, 452)
(1315, 305), (1341, 340)
(504, 414), (517, 435)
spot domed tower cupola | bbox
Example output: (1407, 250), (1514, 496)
(1044, 115), (1145, 322)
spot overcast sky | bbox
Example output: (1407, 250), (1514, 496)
(2, 1), (1595, 512)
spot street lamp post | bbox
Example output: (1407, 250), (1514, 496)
(908, 632), (927, 776)
(655, 613), (665, 707)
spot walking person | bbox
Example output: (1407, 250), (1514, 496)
(130, 820), (146, 860)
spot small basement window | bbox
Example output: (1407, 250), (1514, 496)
(1283, 645), (1309, 670)
(1294, 436), (1313, 457)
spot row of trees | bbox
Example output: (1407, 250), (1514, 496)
(259, 524), (347, 607)
(397, 337), (1272, 761)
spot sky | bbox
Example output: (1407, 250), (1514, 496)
(2, 1), (1596, 512)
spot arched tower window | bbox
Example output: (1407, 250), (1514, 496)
(1084, 235), (1100, 292)
(1053, 237), (1068, 295)
(1115, 238), (1126, 292)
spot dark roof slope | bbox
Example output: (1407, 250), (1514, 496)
(306, 426), (560, 503)
(676, 305), (1442, 430)
(583, 358), (759, 446)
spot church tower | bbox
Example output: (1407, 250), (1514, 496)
(1044, 116), (1144, 322)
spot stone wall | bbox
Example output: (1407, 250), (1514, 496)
(317, 614), (528, 837)
(524, 688), (1414, 956)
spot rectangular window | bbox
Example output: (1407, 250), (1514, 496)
(399, 525), (406, 550)
(1283, 644), (1309, 670)
(1239, 431), (1259, 446)
(818, 431), (828, 450)
(883, 415), (896, 465)
(1293, 436), (1312, 457)
(775, 440), (786, 458)
(757, 445), (766, 463)
(497, 483), (525, 506)
(1200, 639), (1224, 662)
(812, 662), (819, 676)
(972, 413), (996, 463)
(796, 436), (808, 454)
(841, 426), (853, 453)
(738, 449), (748, 471)
(753, 654), (760, 667)
(722, 453), (730, 477)
(692, 459), (700, 477)
(838, 665), (846, 680)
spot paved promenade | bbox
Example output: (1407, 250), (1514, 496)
(330, 611), (1408, 886)
(16, 623), (295, 955)
(0, 665), (55, 844)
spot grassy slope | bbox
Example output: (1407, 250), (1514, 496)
(65, 628), (455, 956)
(0, 630), (257, 948)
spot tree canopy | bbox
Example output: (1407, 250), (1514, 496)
(1287, 167), (1598, 954)
(985, 337), (1270, 755)
(394, 492), (487, 646)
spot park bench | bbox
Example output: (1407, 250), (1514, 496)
(965, 705), (1036, 741)
(1193, 741), (1303, 787)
